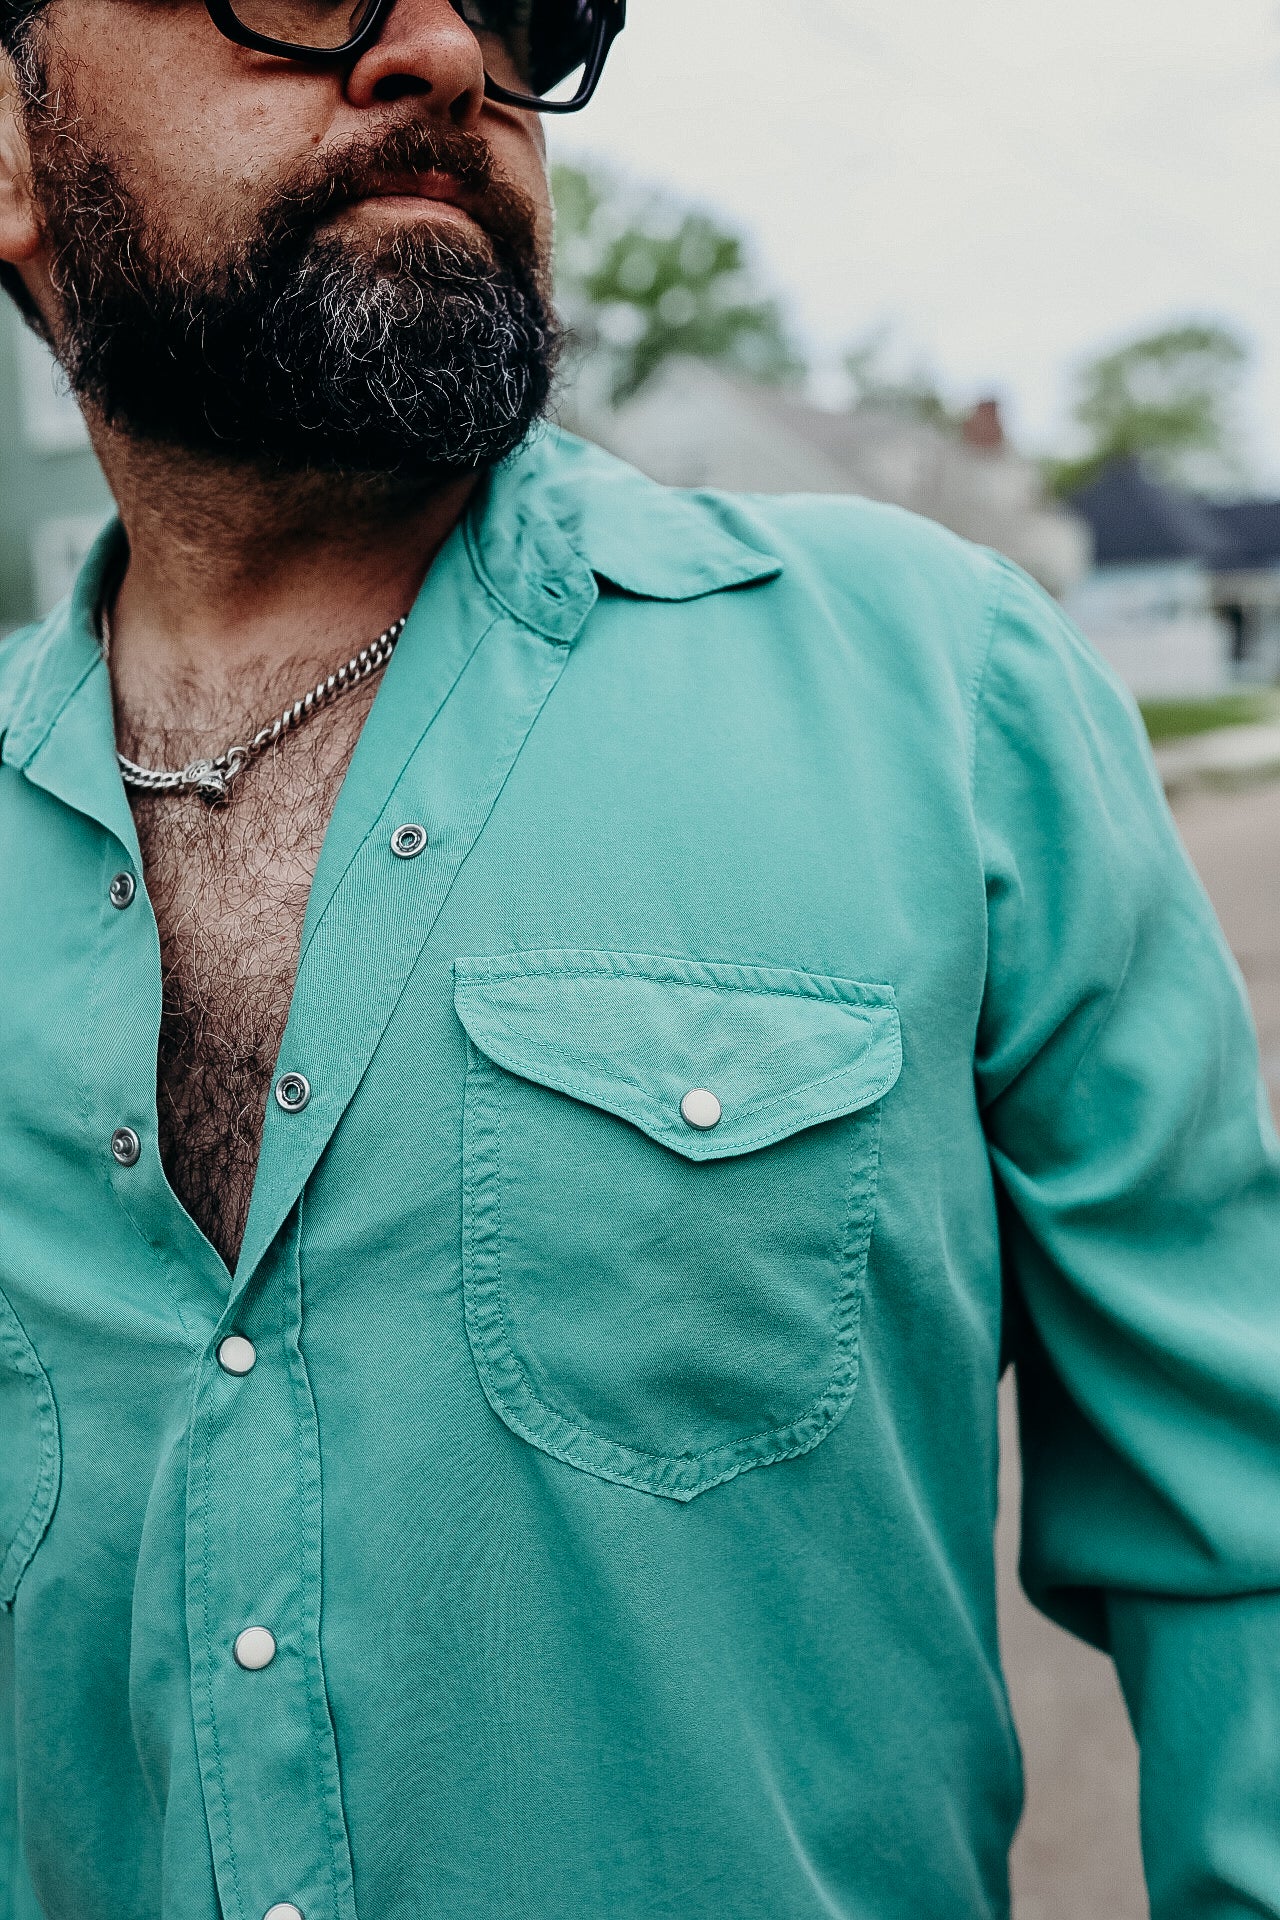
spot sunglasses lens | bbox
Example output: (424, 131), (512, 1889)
(456, 0), (601, 102)
(228, 0), (375, 48)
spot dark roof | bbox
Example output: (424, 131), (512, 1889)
(1203, 499), (1280, 571)
(1069, 457), (1280, 572)
(1068, 458), (1232, 567)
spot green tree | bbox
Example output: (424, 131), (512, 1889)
(843, 326), (956, 428)
(552, 162), (803, 406)
(1050, 321), (1250, 496)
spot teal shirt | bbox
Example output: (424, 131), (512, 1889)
(2, 428), (1280, 1920)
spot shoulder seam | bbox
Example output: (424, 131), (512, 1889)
(965, 553), (1018, 801)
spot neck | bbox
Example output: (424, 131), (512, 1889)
(92, 420), (482, 718)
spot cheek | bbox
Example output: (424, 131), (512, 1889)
(56, 7), (338, 255)
(483, 110), (553, 248)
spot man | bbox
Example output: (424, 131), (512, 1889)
(0, 0), (1278, 1913)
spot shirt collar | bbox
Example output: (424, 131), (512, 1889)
(468, 426), (783, 621)
(0, 426), (783, 771)
(0, 519), (126, 827)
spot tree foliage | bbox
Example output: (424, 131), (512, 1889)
(1050, 321), (1250, 496)
(552, 162), (803, 406)
(843, 327), (956, 428)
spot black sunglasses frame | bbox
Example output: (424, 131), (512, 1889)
(200, 0), (625, 111)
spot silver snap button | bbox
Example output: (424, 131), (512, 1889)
(110, 1127), (141, 1167)
(274, 1073), (311, 1113)
(108, 871), (137, 909)
(217, 1335), (257, 1377)
(264, 1907), (304, 1920)
(390, 823), (428, 860)
(233, 1626), (277, 1671)
(680, 1089), (722, 1131)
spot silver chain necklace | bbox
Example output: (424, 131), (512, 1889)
(100, 601), (408, 805)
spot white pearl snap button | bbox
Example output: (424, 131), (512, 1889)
(264, 1907), (304, 1920)
(680, 1089), (723, 1131)
(217, 1335), (257, 1377)
(233, 1627), (277, 1671)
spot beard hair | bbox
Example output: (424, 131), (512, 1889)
(23, 93), (562, 479)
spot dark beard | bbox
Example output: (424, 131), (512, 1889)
(25, 110), (561, 478)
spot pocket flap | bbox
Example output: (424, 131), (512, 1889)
(453, 949), (901, 1161)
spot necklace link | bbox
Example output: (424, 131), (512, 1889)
(103, 610), (408, 805)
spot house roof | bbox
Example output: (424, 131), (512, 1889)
(1069, 456), (1280, 572)
(1203, 499), (1280, 571)
(1068, 458), (1232, 567)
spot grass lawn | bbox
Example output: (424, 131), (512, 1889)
(1139, 692), (1280, 745)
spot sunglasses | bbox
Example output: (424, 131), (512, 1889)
(201, 0), (625, 110)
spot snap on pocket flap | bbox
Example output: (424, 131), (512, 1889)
(453, 950), (901, 1160)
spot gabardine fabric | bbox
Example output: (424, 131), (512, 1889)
(1, 428), (1279, 1920)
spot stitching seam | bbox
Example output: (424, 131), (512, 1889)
(0, 1304), (58, 1605)
(285, 1203), (347, 1920)
(202, 1375), (244, 1920)
(966, 553), (1016, 800)
(462, 954), (896, 1002)
(464, 1053), (872, 1486)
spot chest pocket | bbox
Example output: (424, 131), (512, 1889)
(454, 950), (901, 1502)
(0, 1291), (60, 1605)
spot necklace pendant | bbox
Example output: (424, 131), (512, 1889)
(183, 759), (230, 804)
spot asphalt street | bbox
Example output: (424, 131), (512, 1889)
(1001, 775), (1280, 1920)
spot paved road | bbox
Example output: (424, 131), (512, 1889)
(1001, 775), (1280, 1920)
(1175, 779), (1280, 1113)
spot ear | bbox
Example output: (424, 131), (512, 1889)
(0, 48), (43, 271)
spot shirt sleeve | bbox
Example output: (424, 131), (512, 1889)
(972, 556), (1280, 1918)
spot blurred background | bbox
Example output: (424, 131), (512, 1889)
(5, 1), (1280, 1909)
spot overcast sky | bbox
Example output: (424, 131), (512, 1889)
(549, 0), (1280, 480)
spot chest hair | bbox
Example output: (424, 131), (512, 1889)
(127, 676), (381, 1269)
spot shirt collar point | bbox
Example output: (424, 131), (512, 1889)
(0, 517), (122, 768)
(478, 427), (785, 612)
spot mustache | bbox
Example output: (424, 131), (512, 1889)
(30, 104), (542, 312)
(257, 120), (532, 259)
(20, 70), (560, 476)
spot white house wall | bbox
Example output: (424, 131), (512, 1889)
(1066, 563), (1233, 698)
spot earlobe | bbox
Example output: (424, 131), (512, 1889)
(0, 52), (43, 268)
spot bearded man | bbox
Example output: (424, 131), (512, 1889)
(0, 3), (1279, 1916)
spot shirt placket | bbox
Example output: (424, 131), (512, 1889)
(8, 605), (232, 1331)
(186, 1199), (357, 1920)
(181, 499), (597, 1920)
